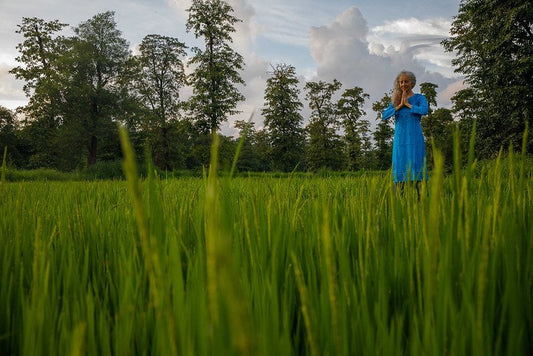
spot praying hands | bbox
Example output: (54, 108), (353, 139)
(395, 90), (413, 110)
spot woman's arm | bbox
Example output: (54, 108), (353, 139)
(382, 102), (396, 120)
(411, 94), (428, 116)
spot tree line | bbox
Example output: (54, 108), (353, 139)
(1, 0), (531, 173)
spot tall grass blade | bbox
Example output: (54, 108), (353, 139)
(205, 132), (220, 324)
(1, 146), (6, 183)
(229, 111), (254, 179)
(466, 120), (477, 181)
(118, 125), (177, 355)
(291, 253), (318, 356)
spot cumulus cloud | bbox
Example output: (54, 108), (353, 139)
(368, 16), (460, 79)
(0, 0), (463, 135)
(308, 6), (460, 120)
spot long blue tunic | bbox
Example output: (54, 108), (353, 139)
(382, 94), (428, 182)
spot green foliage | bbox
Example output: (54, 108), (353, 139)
(262, 63), (305, 172)
(10, 13), (131, 169)
(0, 106), (23, 167)
(186, 0), (245, 134)
(337, 86), (371, 170)
(2, 167), (82, 181)
(65, 11), (130, 166)
(13, 1), (530, 176)
(83, 160), (125, 180)
(305, 79), (343, 171)
(233, 119), (264, 172)
(372, 93), (394, 170)
(443, 0), (533, 157)
(123, 34), (188, 170)
(9, 17), (67, 166)
(419, 82), (438, 114)
(1, 144), (532, 355)
(423, 107), (455, 171)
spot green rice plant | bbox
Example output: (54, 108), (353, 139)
(0, 130), (532, 355)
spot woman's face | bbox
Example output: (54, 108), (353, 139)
(398, 75), (413, 92)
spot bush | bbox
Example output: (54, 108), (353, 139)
(2, 168), (81, 182)
(82, 160), (125, 180)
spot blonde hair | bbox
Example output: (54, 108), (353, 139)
(392, 70), (416, 107)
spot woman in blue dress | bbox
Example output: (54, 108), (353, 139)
(382, 70), (428, 189)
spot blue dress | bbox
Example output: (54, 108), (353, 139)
(382, 94), (428, 182)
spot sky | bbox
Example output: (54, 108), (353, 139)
(0, 0), (464, 135)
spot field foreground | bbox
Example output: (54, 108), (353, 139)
(0, 153), (532, 355)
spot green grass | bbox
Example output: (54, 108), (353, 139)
(0, 133), (532, 355)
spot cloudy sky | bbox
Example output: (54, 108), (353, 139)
(0, 0), (463, 135)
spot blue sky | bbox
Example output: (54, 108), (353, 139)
(0, 0), (463, 134)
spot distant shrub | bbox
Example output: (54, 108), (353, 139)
(2, 168), (81, 182)
(473, 153), (533, 178)
(83, 160), (125, 180)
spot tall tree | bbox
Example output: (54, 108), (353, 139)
(125, 34), (187, 169)
(0, 106), (23, 166)
(372, 93), (394, 170)
(428, 108), (455, 170)
(63, 11), (130, 166)
(420, 82), (439, 169)
(10, 17), (68, 167)
(420, 82), (438, 115)
(443, 0), (533, 156)
(262, 64), (305, 172)
(305, 79), (343, 171)
(337, 86), (370, 171)
(186, 0), (245, 135)
(233, 119), (260, 172)
(451, 88), (482, 156)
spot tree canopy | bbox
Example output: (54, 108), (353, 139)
(186, 0), (245, 135)
(6, 0), (529, 174)
(443, 0), (533, 157)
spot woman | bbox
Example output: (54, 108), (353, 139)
(382, 70), (428, 186)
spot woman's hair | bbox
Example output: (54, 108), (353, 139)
(392, 70), (416, 107)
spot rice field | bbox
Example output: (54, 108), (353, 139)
(0, 133), (532, 355)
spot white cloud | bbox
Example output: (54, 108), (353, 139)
(0, 64), (25, 110)
(372, 17), (451, 38)
(308, 6), (461, 119)
(437, 79), (465, 108)
(367, 16), (461, 79)
(0, 1), (464, 135)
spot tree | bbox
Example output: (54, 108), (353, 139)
(420, 82), (439, 169)
(451, 88), (483, 160)
(262, 64), (305, 172)
(420, 82), (438, 115)
(63, 11), (130, 166)
(372, 93), (394, 170)
(0, 106), (22, 166)
(337, 86), (370, 170)
(233, 120), (260, 172)
(186, 0), (245, 135)
(10, 17), (68, 167)
(305, 79), (343, 171)
(252, 128), (272, 171)
(443, 0), (533, 156)
(427, 108), (454, 170)
(125, 34), (187, 169)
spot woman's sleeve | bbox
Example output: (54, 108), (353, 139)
(382, 102), (396, 120)
(411, 95), (428, 116)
